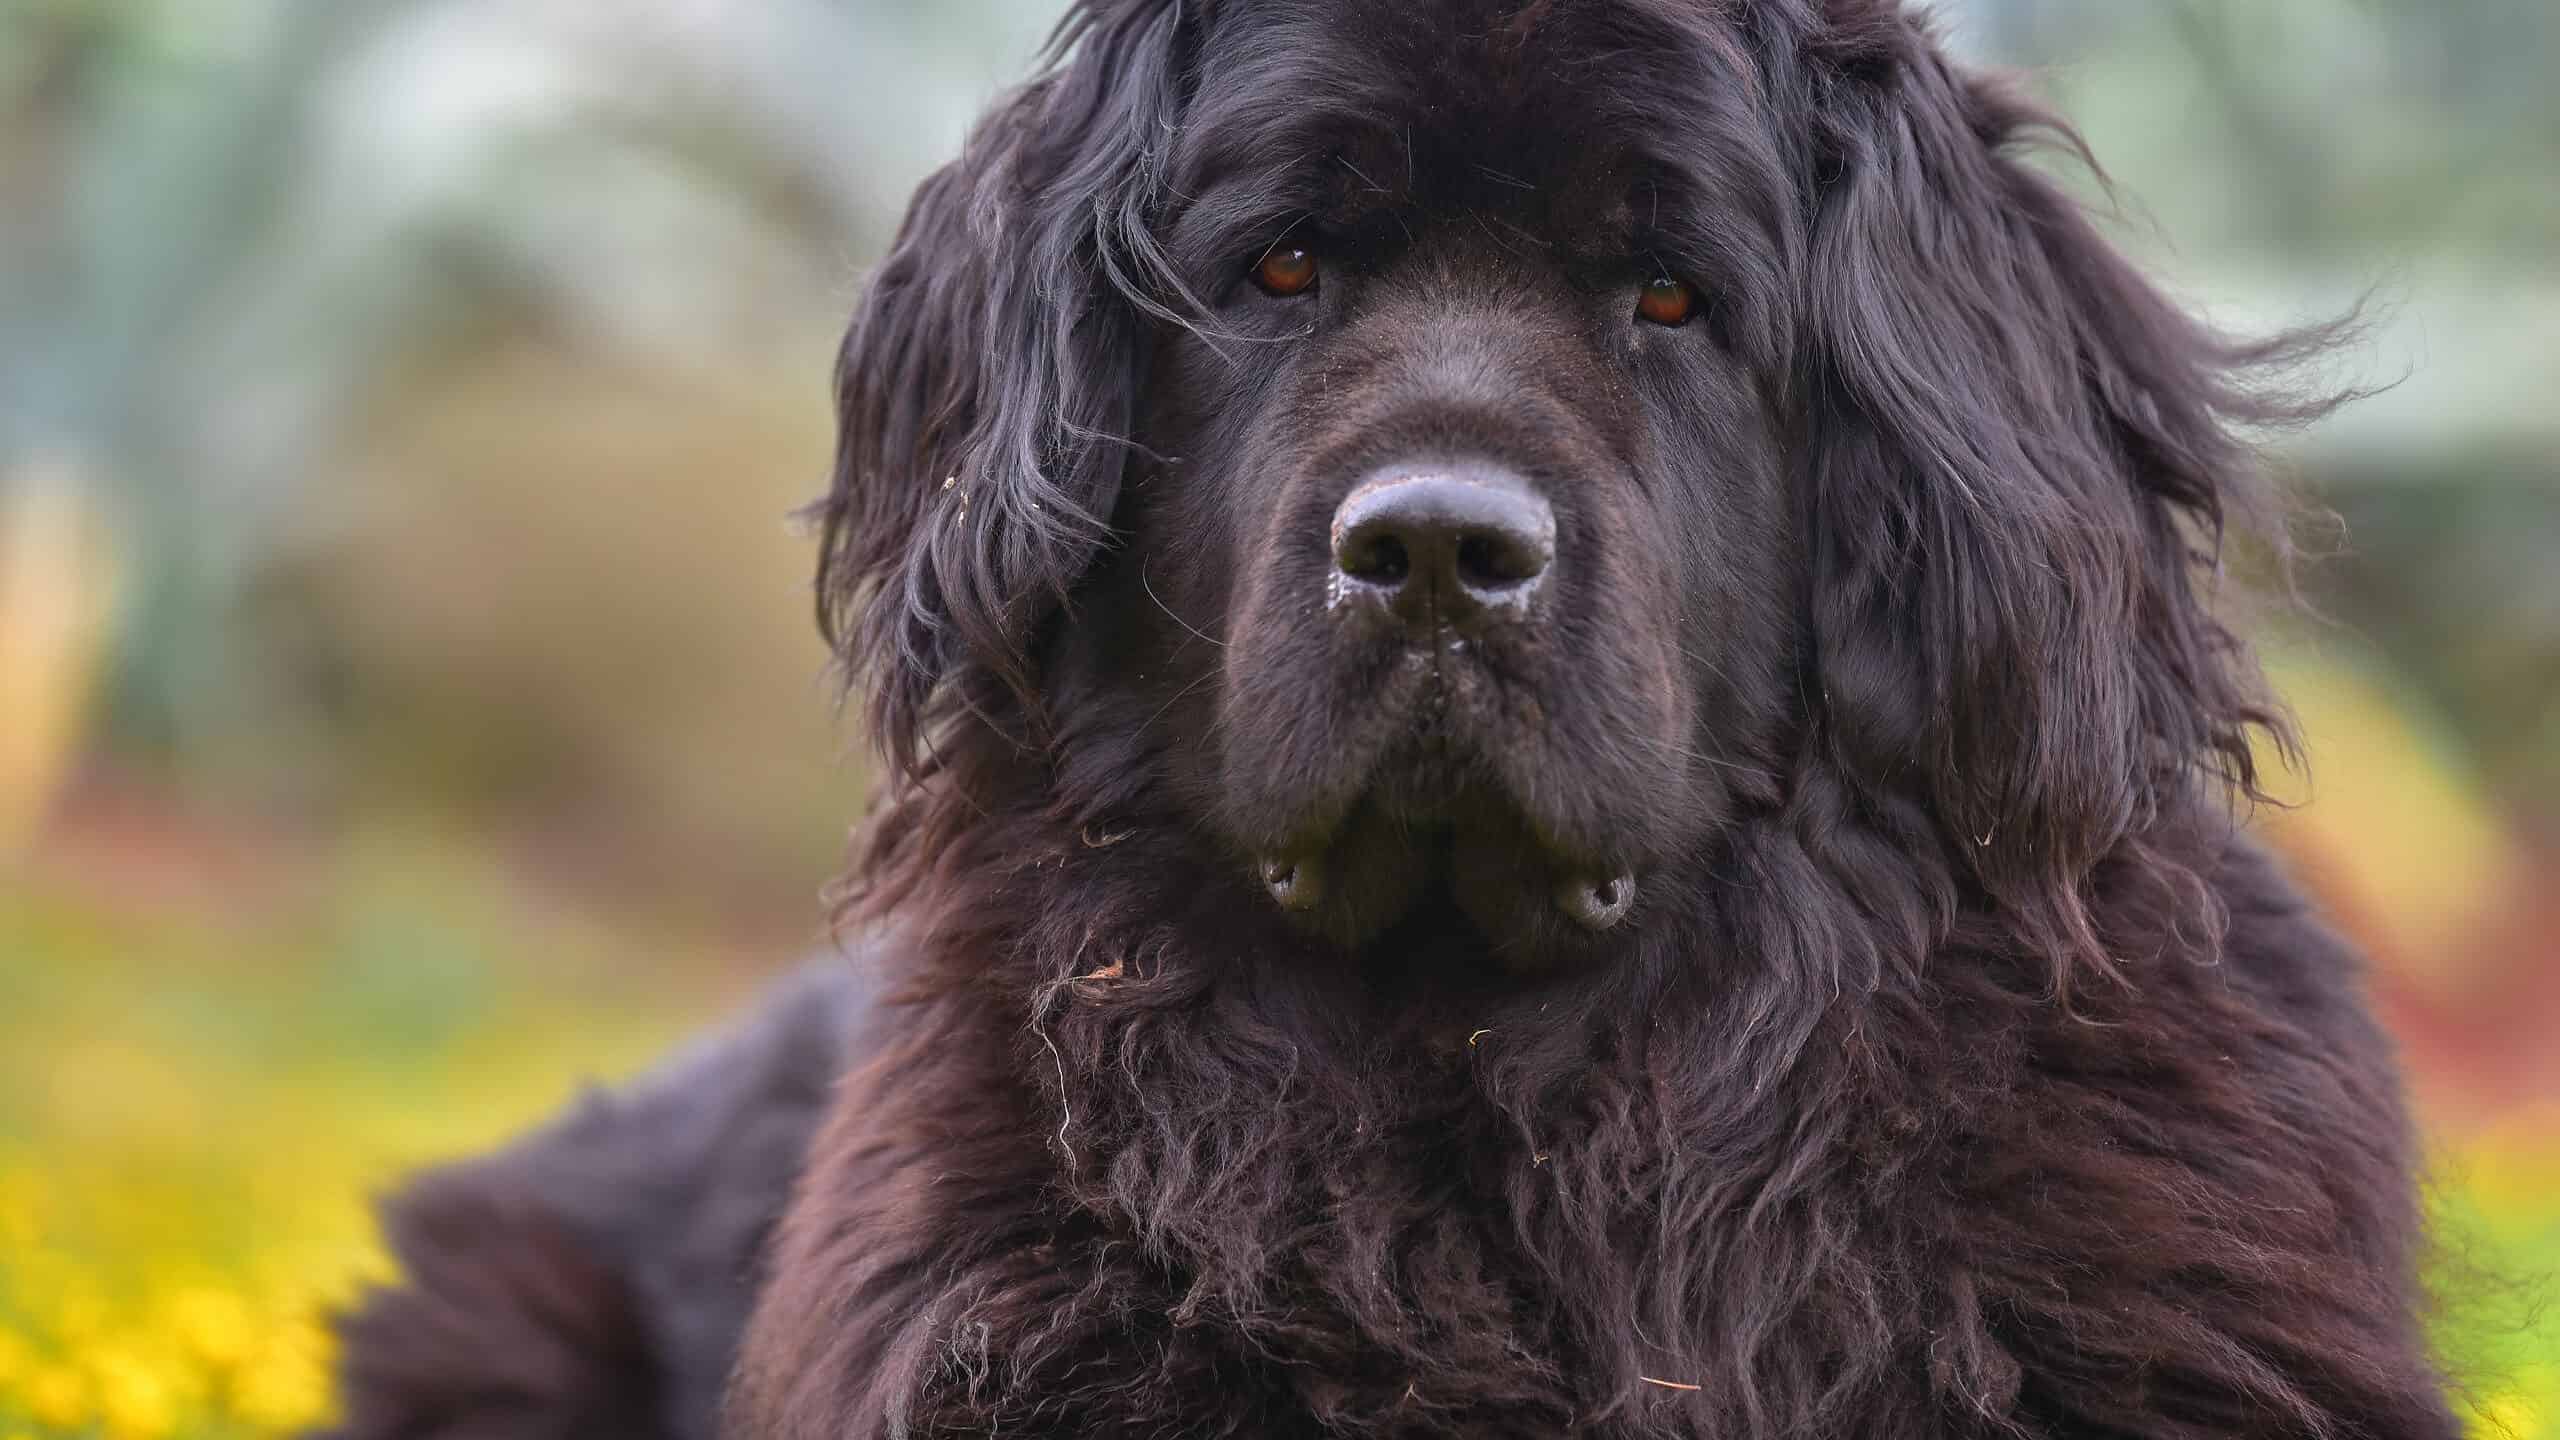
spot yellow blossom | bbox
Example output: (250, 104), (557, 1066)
(25, 1361), (92, 1430)
(169, 1285), (256, 1370)
(233, 1333), (334, 1433)
(91, 1348), (178, 1440)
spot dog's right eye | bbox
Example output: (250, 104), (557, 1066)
(1636, 277), (1697, 327)
(1253, 246), (1319, 297)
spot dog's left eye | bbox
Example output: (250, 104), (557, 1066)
(1636, 277), (1697, 327)
(1253, 246), (1319, 297)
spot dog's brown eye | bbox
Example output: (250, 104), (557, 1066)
(1254, 246), (1319, 297)
(1636, 277), (1696, 327)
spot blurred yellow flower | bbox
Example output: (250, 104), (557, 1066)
(233, 1336), (333, 1433)
(90, 1349), (176, 1440)
(168, 1286), (256, 1370)
(24, 1362), (91, 1430)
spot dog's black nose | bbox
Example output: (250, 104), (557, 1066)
(1331, 468), (1554, 622)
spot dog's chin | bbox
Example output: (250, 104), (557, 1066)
(1248, 752), (1640, 961)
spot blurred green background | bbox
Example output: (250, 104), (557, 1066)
(0, 1), (2552, 1435)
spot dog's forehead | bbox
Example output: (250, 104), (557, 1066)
(1180, 0), (1742, 219)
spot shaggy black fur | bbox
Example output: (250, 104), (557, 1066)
(323, 1), (2463, 1437)
(320, 962), (862, 1440)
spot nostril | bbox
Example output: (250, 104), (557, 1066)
(1456, 530), (1544, 589)
(1342, 532), (1411, 585)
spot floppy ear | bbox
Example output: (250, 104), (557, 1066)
(815, 0), (1192, 777)
(1795, 5), (2329, 970)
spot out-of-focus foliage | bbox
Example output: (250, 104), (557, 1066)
(0, 1), (2552, 1437)
(0, 0), (1056, 892)
(1970, 0), (2560, 261)
(0, 829), (747, 1437)
(1962, 0), (2560, 822)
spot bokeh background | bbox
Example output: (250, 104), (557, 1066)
(1, 0), (2553, 1435)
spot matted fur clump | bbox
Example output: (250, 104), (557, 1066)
(322, 2), (2461, 1437)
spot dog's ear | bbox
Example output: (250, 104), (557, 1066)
(816, 1), (1191, 778)
(1794, 5), (2333, 972)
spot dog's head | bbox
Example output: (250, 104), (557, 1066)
(818, 0), (2317, 973)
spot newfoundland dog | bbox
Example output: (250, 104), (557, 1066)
(322, 1), (2461, 1436)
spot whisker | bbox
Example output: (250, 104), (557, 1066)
(1136, 669), (1218, 739)
(1142, 558), (1228, 650)
(1487, 214), (1552, 249)
(1674, 641), (1739, 690)
(1684, 751), (1781, 784)
(1336, 153), (1389, 195)
(1255, 213), (1314, 264)
(1624, 724), (1782, 785)
(1468, 211), (1528, 260)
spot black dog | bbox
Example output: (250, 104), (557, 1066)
(324, 1), (2460, 1436)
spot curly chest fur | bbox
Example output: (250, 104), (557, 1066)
(734, 843), (2449, 1440)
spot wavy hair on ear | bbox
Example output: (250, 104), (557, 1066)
(813, 0), (1196, 788)
(1788, 0), (2353, 994)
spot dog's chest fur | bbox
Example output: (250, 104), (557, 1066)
(742, 839), (2428, 1439)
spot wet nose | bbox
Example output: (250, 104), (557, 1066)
(1330, 467), (1554, 624)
